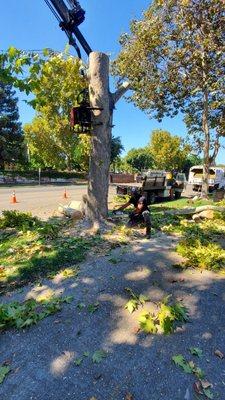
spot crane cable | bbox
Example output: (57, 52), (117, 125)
(43, 0), (61, 23)
(43, 0), (81, 58)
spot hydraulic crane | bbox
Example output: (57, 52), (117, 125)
(44, 0), (92, 58)
(44, 0), (96, 131)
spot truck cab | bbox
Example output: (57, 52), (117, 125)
(188, 166), (225, 192)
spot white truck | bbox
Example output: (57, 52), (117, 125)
(117, 170), (186, 204)
(188, 166), (225, 192)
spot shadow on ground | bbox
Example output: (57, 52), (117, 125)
(0, 234), (225, 400)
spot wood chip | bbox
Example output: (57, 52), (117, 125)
(125, 393), (134, 400)
(214, 349), (224, 359)
(200, 380), (213, 389)
(193, 381), (203, 395)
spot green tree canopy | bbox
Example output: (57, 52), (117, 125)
(125, 147), (153, 172)
(24, 54), (90, 170)
(0, 81), (25, 169)
(115, 0), (225, 195)
(149, 129), (190, 171)
(111, 135), (124, 165)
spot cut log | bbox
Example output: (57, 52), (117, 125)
(165, 205), (225, 216)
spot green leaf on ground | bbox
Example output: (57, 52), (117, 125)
(83, 351), (90, 357)
(0, 366), (10, 384)
(92, 350), (107, 364)
(61, 267), (79, 279)
(77, 302), (85, 311)
(172, 354), (186, 366)
(203, 389), (214, 399)
(125, 299), (139, 314)
(88, 303), (99, 314)
(139, 313), (158, 334)
(74, 358), (83, 366)
(190, 347), (203, 357)
(194, 367), (205, 379)
(172, 355), (193, 374)
(108, 257), (118, 264)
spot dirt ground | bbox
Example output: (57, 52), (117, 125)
(1, 232), (225, 400)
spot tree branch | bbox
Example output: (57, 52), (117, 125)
(111, 81), (130, 105)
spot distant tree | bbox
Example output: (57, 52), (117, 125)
(111, 136), (124, 163)
(149, 130), (190, 171)
(115, 0), (225, 196)
(110, 136), (124, 172)
(0, 81), (24, 169)
(125, 147), (153, 172)
(24, 55), (89, 170)
(182, 154), (203, 177)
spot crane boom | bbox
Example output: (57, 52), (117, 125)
(45, 0), (92, 57)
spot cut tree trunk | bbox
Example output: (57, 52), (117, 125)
(201, 88), (210, 198)
(86, 52), (130, 228)
(86, 52), (112, 227)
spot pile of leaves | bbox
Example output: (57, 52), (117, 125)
(153, 206), (225, 271)
(139, 298), (189, 335)
(125, 290), (189, 335)
(0, 295), (73, 331)
(175, 217), (225, 271)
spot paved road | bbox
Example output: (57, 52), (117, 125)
(0, 185), (116, 219)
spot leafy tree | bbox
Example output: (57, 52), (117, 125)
(125, 147), (153, 172)
(149, 130), (190, 171)
(1, 48), (129, 223)
(0, 81), (25, 169)
(182, 154), (203, 177)
(110, 135), (124, 171)
(111, 136), (124, 164)
(115, 0), (225, 196)
(24, 54), (89, 170)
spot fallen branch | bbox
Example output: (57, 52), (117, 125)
(165, 205), (225, 216)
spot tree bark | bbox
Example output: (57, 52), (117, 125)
(86, 52), (112, 226)
(201, 88), (210, 198)
(86, 52), (130, 228)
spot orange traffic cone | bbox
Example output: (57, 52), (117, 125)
(11, 190), (18, 204)
(63, 189), (68, 199)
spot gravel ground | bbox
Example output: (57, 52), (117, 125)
(0, 233), (225, 400)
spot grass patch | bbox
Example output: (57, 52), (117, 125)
(0, 211), (104, 293)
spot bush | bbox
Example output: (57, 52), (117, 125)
(0, 210), (39, 230)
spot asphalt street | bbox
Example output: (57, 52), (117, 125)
(0, 185), (116, 219)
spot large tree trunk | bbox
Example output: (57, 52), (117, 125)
(85, 52), (130, 228)
(202, 89), (210, 198)
(86, 52), (112, 226)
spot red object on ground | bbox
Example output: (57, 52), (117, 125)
(11, 190), (18, 204)
(63, 189), (68, 199)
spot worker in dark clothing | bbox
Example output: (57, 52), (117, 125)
(114, 187), (151, 238)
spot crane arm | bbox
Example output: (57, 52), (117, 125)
(44, 0), (92, 57)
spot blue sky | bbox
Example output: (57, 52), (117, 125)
(1, 0), (224, 164)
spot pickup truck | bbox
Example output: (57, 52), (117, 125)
(117, 170), (186, 204)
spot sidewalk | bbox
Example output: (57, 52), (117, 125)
(0, 233), (225, 400)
